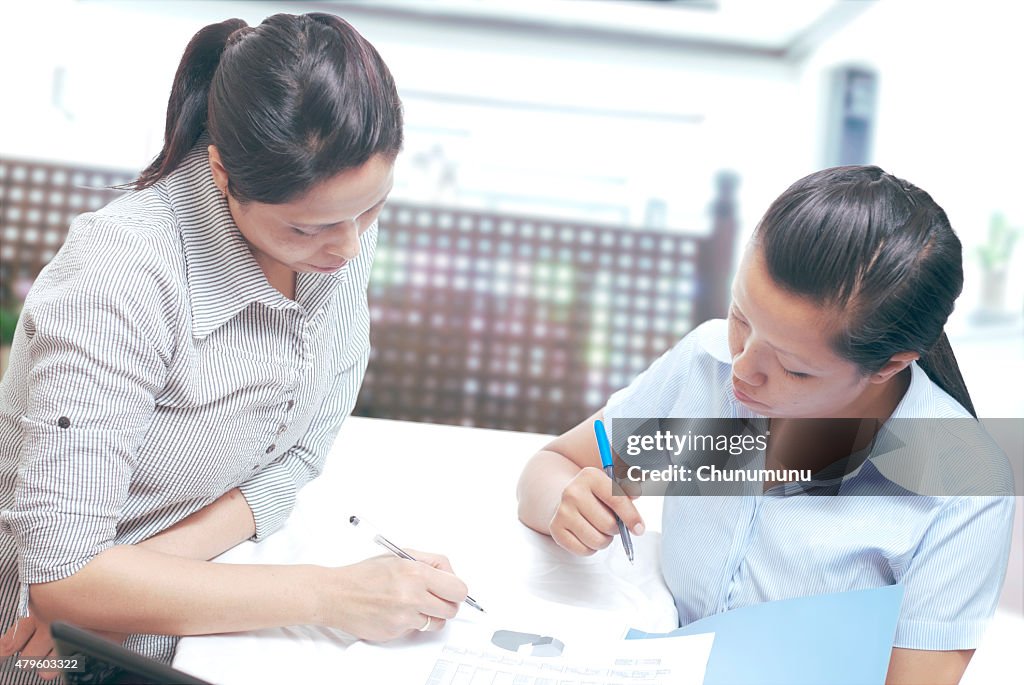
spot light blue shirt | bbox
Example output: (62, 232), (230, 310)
(604, 319), (1015, 650)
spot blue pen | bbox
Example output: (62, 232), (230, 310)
(594, 419), (635, 563)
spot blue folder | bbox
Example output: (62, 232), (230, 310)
(627, 584), (904, 685)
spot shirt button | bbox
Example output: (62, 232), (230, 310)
(286, 400), (295, 411)
(277, 424), (287, 435)
(57, 416), (71, 429)
(265, 444), (276, 454)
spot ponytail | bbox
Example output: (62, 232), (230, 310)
(128, 13), (402, 204)
(918, 332), (977, 418)
(132, 18), (248, 190)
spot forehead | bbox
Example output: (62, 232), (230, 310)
(733, 245), (847, 368)
(265, 155), (395, 224)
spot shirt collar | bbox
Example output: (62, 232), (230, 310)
(776, 364), (944, 495)
(888, 361), (936, 418)
(161, 138), (311, 339)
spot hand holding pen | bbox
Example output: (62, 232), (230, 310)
(544, 417), (644, 559)
(349, 516), (486, 614)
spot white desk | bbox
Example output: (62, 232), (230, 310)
(173, 417), (675, 684)
(172, 417), (1023, 684)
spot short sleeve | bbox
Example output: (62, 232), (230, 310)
(893, 496), (1015, 650)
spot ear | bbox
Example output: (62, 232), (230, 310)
(207, 145), (229, 196)
(868, 351), (919, 384)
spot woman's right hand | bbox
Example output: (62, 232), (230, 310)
(317, 551), (468, 642)
(548, 466), (645, 556)
(0, 615), (62, 681)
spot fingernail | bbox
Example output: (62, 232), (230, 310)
(633, 522), (645, 535)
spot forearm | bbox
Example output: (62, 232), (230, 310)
(138, 488), (255, 560)
(30, 545), (321, 636)
(516, 450), (583, 534)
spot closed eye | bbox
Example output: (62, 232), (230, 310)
(783, 368), (811, 379)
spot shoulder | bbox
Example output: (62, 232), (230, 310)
(605, 318), (735, 418)
(881, 364), (1015, 496)
(35, 188), (182, 293)
(872, 417), (1016, 498)
(25, 188), (187, 334)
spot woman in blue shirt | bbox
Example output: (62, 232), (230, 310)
(517, 166), (1015, 685)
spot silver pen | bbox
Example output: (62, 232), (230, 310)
(349, 515), (485, 612)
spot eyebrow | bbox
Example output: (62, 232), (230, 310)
(291, 194), (390, 231)
(730, 302), (825, 372)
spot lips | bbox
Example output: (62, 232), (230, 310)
(732, 382), (763, 406)
(309, 261), (347, 272)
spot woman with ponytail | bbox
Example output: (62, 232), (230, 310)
(518, 167), (1015, 684)
(0, 13), (467, 682)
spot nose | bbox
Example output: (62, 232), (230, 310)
(325, 223), (361, 262)
(732, 343), (767, 387)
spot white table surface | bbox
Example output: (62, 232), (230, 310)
(172, 416), (1023, 684)
(172, 416), (674, 684)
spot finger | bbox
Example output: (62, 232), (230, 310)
(551, 522), (606, 556)
(38, 647), (60, 681)
(418, 564), (468, 605)
(567, 484), (622, 537)
(406, 550), (455, 574)
(22, 629), (51, 659)
(619, 479), (643, 499)
(568, 514), (615, 552)
(410, 614), (448, 634)
(423, 592), (462, 621)
(1, 617), (37, 655)
(587, 471), (645, 535)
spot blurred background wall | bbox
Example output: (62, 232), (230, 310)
(1, 0), (1022, 421)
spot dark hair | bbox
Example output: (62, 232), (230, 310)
(754, 166), (976, 417)
(133, 13), (403, 203)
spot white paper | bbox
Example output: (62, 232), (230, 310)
(344, 606), (714, 685)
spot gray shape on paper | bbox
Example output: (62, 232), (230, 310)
(491, 630), (565, 657)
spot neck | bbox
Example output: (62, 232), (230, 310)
(254, 253), (296, 300)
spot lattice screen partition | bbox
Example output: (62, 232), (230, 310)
(0, 155), (738, 434)
(356, 184), (738, 435)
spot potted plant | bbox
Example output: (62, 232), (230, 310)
(0, 305), (17, 377)
(971, 212), (1021, 325)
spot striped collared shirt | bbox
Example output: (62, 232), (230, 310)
(0, 139), (374, 667)
(604, 319), (1015, 651)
